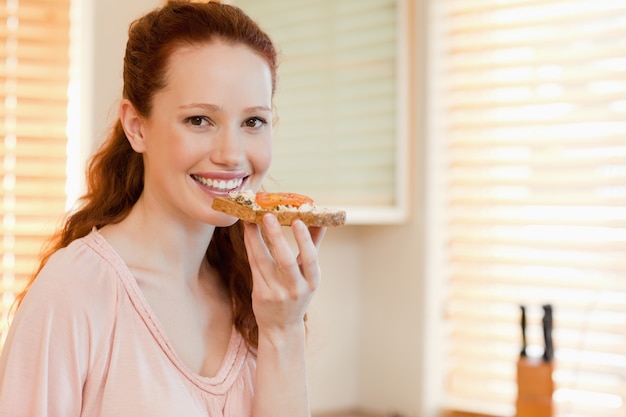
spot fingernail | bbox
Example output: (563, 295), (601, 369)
(293, 219), (306, 232)
(263, 213), (279, 227)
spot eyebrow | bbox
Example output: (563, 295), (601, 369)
(179, 103), (272, 113)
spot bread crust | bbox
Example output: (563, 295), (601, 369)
(212, 196), (346, 227)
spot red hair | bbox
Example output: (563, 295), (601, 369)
(16, 0), (279, 350)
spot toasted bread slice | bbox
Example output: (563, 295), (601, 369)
(212, 194), (346, 227)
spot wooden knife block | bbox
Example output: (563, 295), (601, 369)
(515, 357), (554, 417)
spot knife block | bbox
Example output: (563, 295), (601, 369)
(515, 356), (554, 417)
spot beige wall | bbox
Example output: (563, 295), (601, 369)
(94, 0), (154, 146)
(86, 1), (429, 416)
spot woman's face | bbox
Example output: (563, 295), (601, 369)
(136, 41), (273, 227)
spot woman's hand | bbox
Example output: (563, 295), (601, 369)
(243, 213), (326, 339)
(244, 213), (326, 416)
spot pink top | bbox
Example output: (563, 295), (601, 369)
(0, 230), (256, 416)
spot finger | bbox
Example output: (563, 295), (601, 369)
(291, 220), (322, 287)
(293, 225), (325, 270)
(243, 221), (274, 291)
(260, 214), (301, 279)
(246, 216), (302, 296)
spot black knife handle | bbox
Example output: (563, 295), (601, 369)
(520, 305), (527, 357)
(542, 304), (554, 362)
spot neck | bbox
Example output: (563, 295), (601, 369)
(99, 197), (216, 286)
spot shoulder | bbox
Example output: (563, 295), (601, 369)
(30, 231), (123, 301)
(6, 231), (129, 371)
(0, 231), (127, 412)
(18, 230), (128, 330)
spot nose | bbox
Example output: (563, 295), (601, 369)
(210, 126), (244, 167)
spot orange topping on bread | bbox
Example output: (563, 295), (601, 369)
(255, 192), (314, 209)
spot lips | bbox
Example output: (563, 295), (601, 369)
(190, 174), (245, 192)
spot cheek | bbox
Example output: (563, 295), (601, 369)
(147, 136), (188, 173)
(245, 139), (272, 192)
(248, 139), (272, 174)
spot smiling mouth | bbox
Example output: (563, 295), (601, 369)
(191, 174), (245, 192)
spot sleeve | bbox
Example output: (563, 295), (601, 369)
(0, 243), (115, 417)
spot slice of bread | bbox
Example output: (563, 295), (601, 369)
(212, 194), (346, 227)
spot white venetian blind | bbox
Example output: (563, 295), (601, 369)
(233, 0), (405, 222)
(0, 0), (70, 344)
(433, 0), (626, 416)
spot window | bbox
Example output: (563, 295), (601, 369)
(430, 0), (626, 416)
(232, 0), (410, 224)
(0, 0), (71, 344)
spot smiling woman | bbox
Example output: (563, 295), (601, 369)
(0, 2), (328, 417)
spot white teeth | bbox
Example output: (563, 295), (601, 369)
(192, 175), (243, 191)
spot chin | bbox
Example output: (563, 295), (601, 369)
(208, 212), (240, 228)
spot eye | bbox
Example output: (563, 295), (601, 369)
(243, 117), (267, 129)
(185, 116), (210, 126)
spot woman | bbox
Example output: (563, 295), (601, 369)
(0, 2), (325, 416)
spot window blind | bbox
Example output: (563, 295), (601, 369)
(0, 0), (71, 345)
(432, 0), (626, 416)
(233, 0), (407, 223)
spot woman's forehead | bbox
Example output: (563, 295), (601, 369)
(154, 41), (273, 109)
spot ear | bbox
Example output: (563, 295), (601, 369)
(119, 99), (147, 153)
